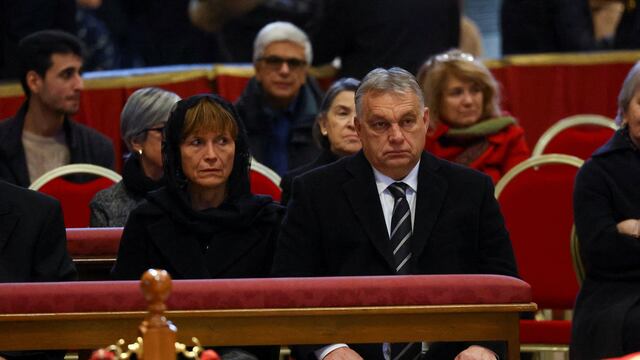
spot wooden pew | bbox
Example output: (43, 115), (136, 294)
(66, 227), (122, 280)
(0, 274), (535, 359)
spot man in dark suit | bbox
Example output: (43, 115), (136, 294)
(0, 179), (76, 359)
(273, 67), (518, 360)
(0, 179), (76, 282)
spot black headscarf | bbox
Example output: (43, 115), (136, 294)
(121, 151), (165, 196)
(151, 93), (275, 233)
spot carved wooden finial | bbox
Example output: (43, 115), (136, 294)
(139, 269), (177, 360)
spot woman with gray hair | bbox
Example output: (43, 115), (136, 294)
(90, 87), (180, 227)
(571, 61), (640, 358)
(279, 77), (360, 205)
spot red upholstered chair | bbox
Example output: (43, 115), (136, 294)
(495, 154), (584, 355)
(250, 159), (282, 202)
(29, 164), (121, 228)
(532, 114), (618, 159)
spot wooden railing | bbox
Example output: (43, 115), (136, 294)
(0, 273), (535, 359)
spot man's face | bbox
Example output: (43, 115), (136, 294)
(355, 91), (429, 180)
(29, 53), (84, 115)
(254, 41), (308, 107)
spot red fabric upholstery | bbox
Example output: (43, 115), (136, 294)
(0, 274), (531, 314)
(519, 319), (572, 344)
(499, 165), (579, 309)
(214, 74), (250, 103)
(1, 59), (634, 167)
(543, 125), (616, 159)
(498, 162), (580, 347)
(492, 60), (632, 149)
(39, 177), (117, 228)
(249, 169), (282, 201)
(66, 227), (123, 257)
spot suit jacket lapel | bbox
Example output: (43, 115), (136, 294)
(412, 152), (448, 262)
(147, 218), (210, 278)
(344, 152), (396, 273)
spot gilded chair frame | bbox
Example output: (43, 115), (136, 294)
(250, 157), (282, 190)
(494, 154), (584, 357)
(531, 114), (618, 157)
(495, 154), (584, 198)
(28, 163), (122, 190)
(570, 225), (586, 285)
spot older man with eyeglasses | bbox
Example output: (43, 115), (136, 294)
(235, 21), (323, 176)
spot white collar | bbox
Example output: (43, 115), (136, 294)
(373, 161), (420, 196)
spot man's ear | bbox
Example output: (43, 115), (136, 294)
(253, 62), (263, 82)
(354, 116), (362, 135)
(26, 70), (42, 95)
(422, 107), (430, 129)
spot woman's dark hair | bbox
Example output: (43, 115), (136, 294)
(162, 94), (251, 202)
(312, 77), (360, 149)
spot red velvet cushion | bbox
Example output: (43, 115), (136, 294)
(66, 227), (123, 257)
(250, 170), (281, 201)
(0, 274), (531, 314)
(520, 319), (571, 344)
(39, 177), (117, 228)
(498, 164), (580, 309)
(544, 126), (615, 159)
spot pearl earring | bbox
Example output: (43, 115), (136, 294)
(138, 149), (143, 156)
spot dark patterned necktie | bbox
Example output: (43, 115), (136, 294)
(387, 183), (423, 360)
(388, 182), (412, 275)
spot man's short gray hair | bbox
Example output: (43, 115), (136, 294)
(616, 61), (640, 126)
(121, 87), (181, 151)
(253, 21), (312, 64)
(355, 67), (425, 117)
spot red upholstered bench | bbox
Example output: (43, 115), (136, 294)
(66, 227), (123, 280)
(0, 275), (535, 359)
(66, 227), (123, 258)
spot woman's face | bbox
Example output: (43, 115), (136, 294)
(439, 75), (484, 128)
(623, 89), (640, 147)
(180, 130), (235, 193)
(132, 125), (165, 180)
(320, 90), (361, 156)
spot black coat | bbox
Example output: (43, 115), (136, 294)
(615, 4), (640, 49)
(279, 149), (338, 205)
(112, 189), (284, 360)
(308, 0), (459, 79)
(501, 0), (595, 55)
(112, 189), (284, 281)
(273, 151), (519, 359)
(235, 77), (322, 174)
(0, 101), (115, 187)
(0, 180), (76, 282)
(571, 129), (640, 359)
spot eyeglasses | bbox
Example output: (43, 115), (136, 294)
(258, 56), (308, 70)
(137, 126), (164, 135)
(425, 51), (476, 68)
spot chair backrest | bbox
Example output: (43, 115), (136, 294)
(570, 225), (585, 285)
(532, 114), (618, 158)
(250, 158), (282, 202)
(495, 154), (584, 309)
(29, 164), (122, 228)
